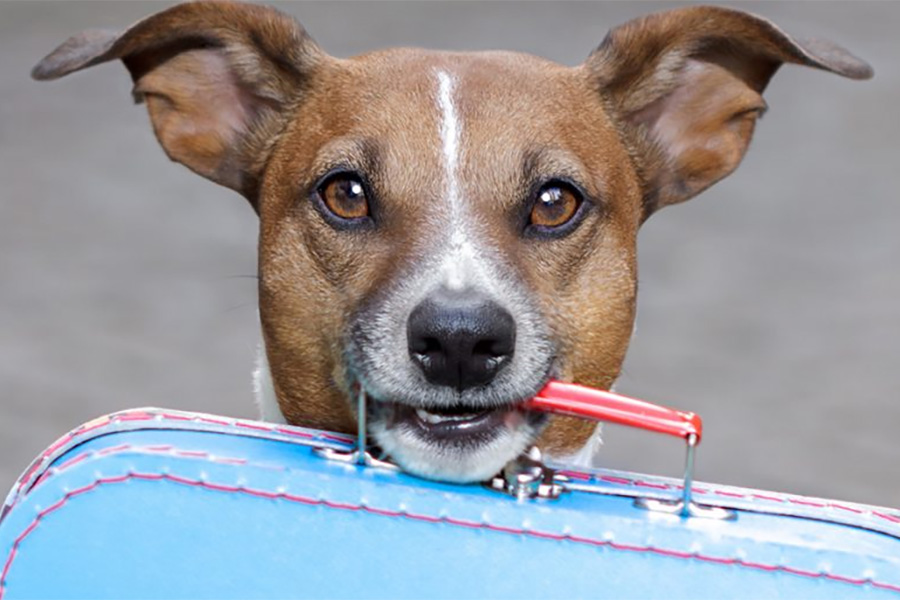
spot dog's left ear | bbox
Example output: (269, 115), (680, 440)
(32, 1), (326, 208)
(585, 5), (872, 219)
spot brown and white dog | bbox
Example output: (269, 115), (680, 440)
(32, 2), (871, 482)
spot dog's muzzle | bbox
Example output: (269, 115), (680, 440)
(354, 287), (551, 482)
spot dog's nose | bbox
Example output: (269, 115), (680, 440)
(407, 289), (516, 391)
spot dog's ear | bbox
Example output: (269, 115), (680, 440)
(585, 5), (872, 219)
(32, 1), (326, 208)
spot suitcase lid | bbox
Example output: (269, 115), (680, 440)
(2, 408), (899, 599)
(6, 406), (899, 538)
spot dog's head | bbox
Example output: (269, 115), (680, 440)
(34, 2), (871, 482)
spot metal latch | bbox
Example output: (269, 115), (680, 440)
(312, 388), (397, 471)
(487, 447), (566, 500)
(631, 432), (734, 520)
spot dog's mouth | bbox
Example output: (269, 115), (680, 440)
(363, 390), (548, 483)
(374, 399), (538, 444)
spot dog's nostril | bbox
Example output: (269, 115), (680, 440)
(411, 337), (443, 372)
(411, 337), (442, 356)
(472, 338), (510, 360)
(407, 291), (516, 391)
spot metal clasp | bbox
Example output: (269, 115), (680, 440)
(487, 448), (566, 500)
(634, 433), (735, 520)
(312, 388), (398, 471)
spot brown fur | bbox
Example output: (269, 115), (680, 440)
(32, 2), (871, 462)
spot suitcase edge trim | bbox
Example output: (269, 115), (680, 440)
(4, 408), (900, 540)
(2, 444), (900, 597)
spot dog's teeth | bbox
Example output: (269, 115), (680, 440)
(415, 408), (486, 424)
(416, 409), (445, 424)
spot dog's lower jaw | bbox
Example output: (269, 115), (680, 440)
(369, 415), (540, 483)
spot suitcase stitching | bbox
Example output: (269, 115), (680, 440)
(3, 459), (899, 597)
(7, 410), (355, 505)
(32, 444), (900, 529)
(559, 470), (900, 522)
(9, 412), (900, 526)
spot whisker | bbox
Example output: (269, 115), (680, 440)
(225, 302), (257, 313)
(221, 274), (259, 280)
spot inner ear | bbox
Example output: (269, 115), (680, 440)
(32, 1), (328, 208)
(134, 48), (266, 195)
(584, 6), (872, 218)
(632, 55), (771, 210)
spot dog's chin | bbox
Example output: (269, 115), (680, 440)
(368, 400), (547, 483)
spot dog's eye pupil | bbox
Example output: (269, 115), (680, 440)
(321, 175), (369, 220)
(529, 184), (579, 228)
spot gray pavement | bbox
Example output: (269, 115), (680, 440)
(1, 1), (898, 506)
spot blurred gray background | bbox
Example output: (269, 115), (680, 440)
(1, 1), (897, 506)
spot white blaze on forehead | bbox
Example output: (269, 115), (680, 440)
(435, 69), (482, 291)
(437, 70), (460, 210)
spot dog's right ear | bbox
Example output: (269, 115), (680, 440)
(32, 1), (326, 208)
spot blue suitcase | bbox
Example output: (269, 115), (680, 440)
(1, 406), (899, 599)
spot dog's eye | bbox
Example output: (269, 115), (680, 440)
(319, 174), (370, 220)
(529, 183), (581, 229)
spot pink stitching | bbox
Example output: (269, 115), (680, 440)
(751, 493), (785, 502)
(600, 475), (632, 485)
(234, 422), (272, 432)
(2, 472), (898, 597)
(634, 481), (669, 490)
(144, 445), (173, 452)
(116, 413), (154, 422)
(96, 444), (132, 456)
(17, 434), (900, 535)
(789, 498), (827, 508)
(196, 417), (231, 426)
(25, 445), (257, 497)
(273, 427), (314, 439)
(43, 434), (74, 457)
(10, 410), (900, 531)
(714, 490), (746, 499)
(54, 454), (89, 472)
(834, 504), (865, 515)
(557, 470), (900, 525)
(10, 410), (354, 499)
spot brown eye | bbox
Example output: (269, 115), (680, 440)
(320, 174), (370, 220)
(529, 184), (581, 228)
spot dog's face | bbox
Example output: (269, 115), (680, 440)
(34, 2), (870, 482)
(259, 51), (640, 480)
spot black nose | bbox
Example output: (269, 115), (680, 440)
(407, 289), (516, 391)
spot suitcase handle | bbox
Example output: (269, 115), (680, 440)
(344, 382), (729, 519)
(525, 381), (702, 443)
(524, 381), (729, 518)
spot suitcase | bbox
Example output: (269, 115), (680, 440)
(2, 392), (899, 599)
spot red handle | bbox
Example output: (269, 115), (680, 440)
(526, 380), (702, 443)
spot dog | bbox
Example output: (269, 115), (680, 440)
(32, 2), (871, 483)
